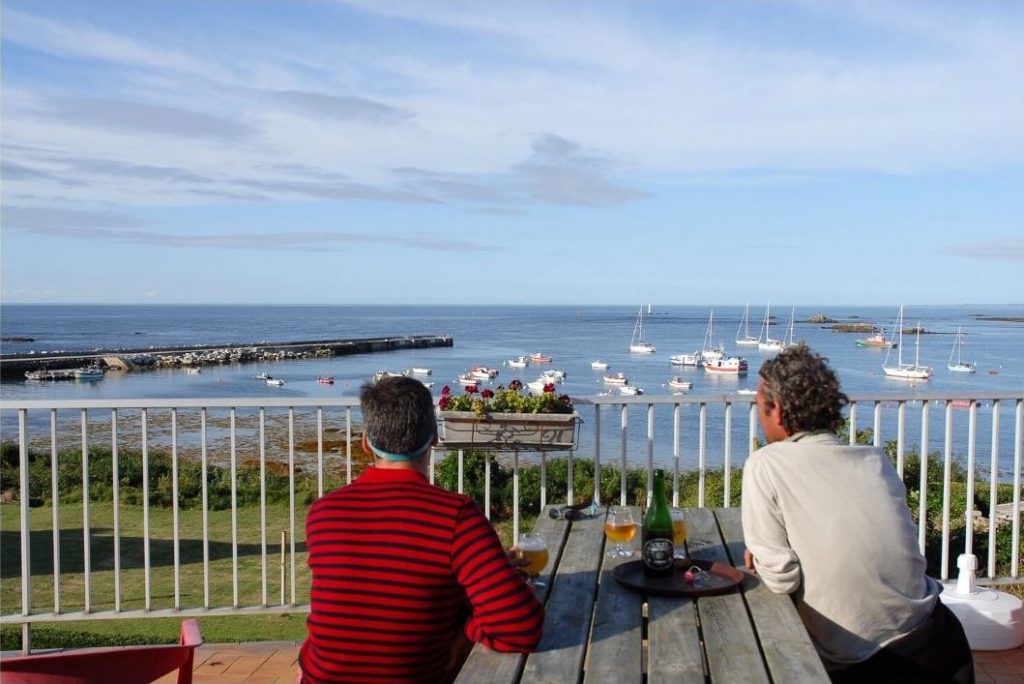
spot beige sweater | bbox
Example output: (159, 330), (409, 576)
(741, 431), (940, 669)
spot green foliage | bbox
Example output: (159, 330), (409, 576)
(0, 443), (327, 511)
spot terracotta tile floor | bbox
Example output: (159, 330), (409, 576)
(156, 642), (1021, 683)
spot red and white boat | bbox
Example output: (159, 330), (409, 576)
(603, 373), (629, 385)
(470, 366), (500, 380)
(317, 376), (335, 384)
(457, 374), (480, 386)
(530, 352), (553, 363)
(703, 356), (748, 375)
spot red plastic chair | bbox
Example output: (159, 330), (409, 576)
(0, 619), (202, 684)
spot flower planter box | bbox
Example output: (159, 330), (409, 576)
(438, 411), (579, 450)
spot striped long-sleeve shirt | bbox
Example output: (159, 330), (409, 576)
(299, 466), (544, 683)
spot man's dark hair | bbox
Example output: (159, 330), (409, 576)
(759, 343), (849, 434)
(360, 376), (436, 455)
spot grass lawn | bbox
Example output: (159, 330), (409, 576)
(1, 500), (525, 649)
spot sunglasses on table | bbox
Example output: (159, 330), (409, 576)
(548, 501), (600, 521)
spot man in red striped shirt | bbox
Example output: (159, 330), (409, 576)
(299, 376), (544, 684)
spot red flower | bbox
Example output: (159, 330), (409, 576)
(543, 383), (555, 393)
(439, 396), (451, 410)
(441, 385), (451, 396)
(509, 379), (523, 391)
(481, 388), (494, 399)
(466, 384), (479, 394)
(558, 394), (571, 404)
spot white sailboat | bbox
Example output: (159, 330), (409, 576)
(758, 303), (784, 353)
(882, 306), (932, 380)
(701, 310), (725, 361)
(735, 303), (759, 346)
(629, 305), (656, 353)
(783, 307), (797, 348)
(947, 327), (976, 373)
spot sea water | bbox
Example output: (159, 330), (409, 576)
(2, 304), (1022, 476)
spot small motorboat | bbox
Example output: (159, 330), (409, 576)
(457, 374), (480, 386)
(372, 371), (404, 383)
(256, 372), (271, 380)
(590, 360), (609, 370)
(619, 385), (644, 396)
(539, 369), (566, 382)
(266, 378), (285, 386)
(317, 376), (335, 385)
(410, 367), (432, 375)
(507, 356), (530, 368)
(185, 367), (202, 375)
(530, 352), (552, 363)
(703, 357), (749, 375)
(603, 373), (628, 385)
(667, 377), (692, 391)
(73, 365), (105, 380)
(470, 366), (500, 380)
(527, 378), (549, 392)
(670, 352), (702, 367)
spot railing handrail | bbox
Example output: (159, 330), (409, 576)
(2, 389), (1021, 411)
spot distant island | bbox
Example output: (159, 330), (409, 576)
(976, 316), (1024, 323)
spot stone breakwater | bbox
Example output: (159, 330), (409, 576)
(0, 335), (453, 379)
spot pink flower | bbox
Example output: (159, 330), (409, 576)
(481, 388), (494, 399)
(466, 384), (479, 394)
(543, 383), (555, 393)
(558, 394), (571, 404)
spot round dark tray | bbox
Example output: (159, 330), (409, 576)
(612, 559), (744, 597)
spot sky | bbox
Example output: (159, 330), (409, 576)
(1, 0), (1022, 306)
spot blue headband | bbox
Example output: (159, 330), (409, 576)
(367, 435), (434, 462)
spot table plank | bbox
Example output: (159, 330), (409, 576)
(520, 507), (606, 684)
(455, 510), (569, 684)
(714, 507), (830, 684)
(687, 507), (770, 684)
(583, 506), (644, 684)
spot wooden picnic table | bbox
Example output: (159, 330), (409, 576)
(456, 505), (830, 684)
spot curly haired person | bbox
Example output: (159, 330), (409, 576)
(743, 343), (974, 683)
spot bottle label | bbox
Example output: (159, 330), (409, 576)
(643, 538), (674, 570)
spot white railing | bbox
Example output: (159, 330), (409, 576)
(1, 391), (1021, 642)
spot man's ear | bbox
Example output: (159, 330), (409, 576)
(361, 433), (371, 455)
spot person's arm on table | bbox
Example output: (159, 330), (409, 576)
(741, 455), (802, 594)
(452, 501), (544, 653)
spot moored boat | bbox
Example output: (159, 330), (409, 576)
(317, 376), (335, 384)
(947, 326), (976, 374)
(266, 378), (285, 386)
(73, 364), (105, 380)
(882, 306), (932, 380)
(856, 331), (895, 348)
(703, 356), (748, 374)
(470, 366), (499, 380)
(603, 373), (629, 385)
(670, 352), (702, 367)
(629, 305), (656, 353)
(507, 356), (530, 369)
(667, 377), (692, 391)
(457, 374), (480, 386)
(530, 352), (552, 363)
(619, 385), (644, 396)
(590, 360), (609, 370)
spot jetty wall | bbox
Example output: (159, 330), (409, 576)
(0, 335), (453, 380)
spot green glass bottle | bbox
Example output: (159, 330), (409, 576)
(642, 469), (675, 576)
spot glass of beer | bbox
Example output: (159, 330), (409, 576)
(516, 532), (550, 587)
(604, 507), (637, 557)
(670, 508), (687, 559)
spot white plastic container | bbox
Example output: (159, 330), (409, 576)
(939, 554), (1024, 651)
